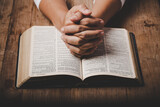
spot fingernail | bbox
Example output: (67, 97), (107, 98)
(61, 27), (65, 32)
(100, 31), (104, 35)
(61, 35), (64, 40)
(61, 36), (66, 42)
(84, 9), (91, 14)
(100, 19), (104, 24)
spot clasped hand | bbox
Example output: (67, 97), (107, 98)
(61, 4), (104, 58)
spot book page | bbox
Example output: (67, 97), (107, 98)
(17, 28), (32, 87)
(82, 41), (108, 79)
(103, 28), (135, 78)
(30, 26), (82, 78)
(82, 28), (135, 79)
(56, 30), (82, 79)
(30, 26), (57, 76)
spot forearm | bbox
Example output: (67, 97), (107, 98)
(39, 0), (68, 30)
(92, 0), (122, 24)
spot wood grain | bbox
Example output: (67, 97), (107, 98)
(0, 0), (160, 105)
(0, 0), (14, 72)
(0, 0), (14, 101)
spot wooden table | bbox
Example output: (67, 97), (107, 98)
(0, 0), (160, 106)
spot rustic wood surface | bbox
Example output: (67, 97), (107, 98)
(0, 0), (160, 106)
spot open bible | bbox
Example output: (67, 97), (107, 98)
(16, 26), (142, 88)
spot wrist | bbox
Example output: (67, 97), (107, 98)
(51, 10), (68, 31)
(39, 0), (69, 31)
(91, 0), (121, 24)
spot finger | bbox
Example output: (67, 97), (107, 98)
(71, 46), (98, 57)
(79, 37), (103, 50)
(70, 11), (83, 22)
(64, 42), (86, 55)
(64, 20), (74, 26)
(80, 18), (104, 27)
(61, 25), (93, 34)
(77, 4), (92, 16)
(82, 46), (98, 55)
(61, 35), (85, 46)
(65, 4), (91, 25)
(63, 37), (102, 55)
(74, 30), (104, 40)
(70, 51), (82, 58)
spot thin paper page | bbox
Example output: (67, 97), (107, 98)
(30, 26), (56, 76)
(82, 42), (108, 79)
(56, 30), (82, 79)
(82, 28), (135, 79)
(104, 28), (135, 78)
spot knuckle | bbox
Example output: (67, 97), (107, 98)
(76, 38), (82, 45)
(70, 51), (74, 55)
(65, 20), (72, 26)
(80, 4), (86, 8)
(82, 20), (89, 26)
(77, 48), (85, 54)
(78, 25), (86, 32)
(77, 26), (82, 32)
(64, 37), (69, 43)
(81, 18), (90, 25)
(77, 49), (81, 54)
(61, 36), (66, 41)
(78, 32), (86, 39)
(75, 12), (81, 17)
(78, 26), (82, 31)
(81, 32), (86, 39)
(84, 18), (90, 22)
(76, 26), (81, 32)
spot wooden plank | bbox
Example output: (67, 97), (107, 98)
(0, 0), (14, 102)
(0, 0), (14, 72)
(0, 0), (36, 103)
(21, 0), (55, 104)
(108, 0), (160, 104)
(21, 0), (94, 104)
(123, 0), (160, 103)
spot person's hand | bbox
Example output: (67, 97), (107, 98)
(61, 4), (104, 57)
(61, 16), (104, 57)
(63, 4), (92, 26)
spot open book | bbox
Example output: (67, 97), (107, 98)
(16, 26), (142, 88)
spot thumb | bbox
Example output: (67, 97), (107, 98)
(70, 4), (91, 22)
(70, 11), (83, 22)
(78, 4), (92, 16)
